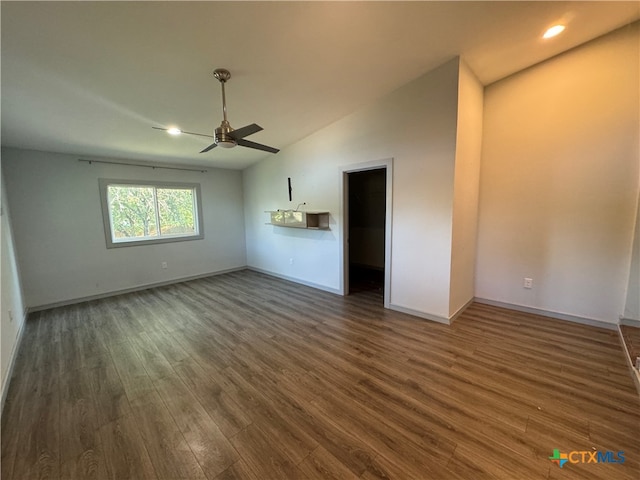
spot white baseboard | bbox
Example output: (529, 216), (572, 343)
(250, 267), (476, 325)
(388, 303), (450, 325)
(247, 267), (341, 295)
(620, 317), (640, 328)
(1, 308), (27, 414)
(449, 297), (475, 324)
(388, 297), (474, 325)
(473, 297), (617, 331)
(28, 267), (247, 312)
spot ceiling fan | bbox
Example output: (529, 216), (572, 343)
(153, 68), (279, 154)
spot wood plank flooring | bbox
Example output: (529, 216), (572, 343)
(620, 325), (640, 366)
(2, 269), (639, 479)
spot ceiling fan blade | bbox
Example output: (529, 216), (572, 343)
(152, 126), (214, 138)
(229, 123), (263, 140)
(236, 138), (279, 154)
(200, 142), (218, 153)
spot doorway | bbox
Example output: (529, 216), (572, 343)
(342, 160), (392, 307)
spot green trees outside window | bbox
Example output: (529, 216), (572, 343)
(99, 179), (203, 248)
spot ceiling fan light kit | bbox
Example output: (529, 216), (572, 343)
(154, 68), (279, 155)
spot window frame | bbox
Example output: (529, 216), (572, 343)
(99, 178), (204, 248)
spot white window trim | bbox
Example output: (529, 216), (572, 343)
(99, 178), (204, 248)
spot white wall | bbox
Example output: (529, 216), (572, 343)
(449, 60), (483, 316)
(244, 58), (463, 321)
(1, 170), (26, 406)
(476, 24), (639, 324)
(2, 148), (247, 308)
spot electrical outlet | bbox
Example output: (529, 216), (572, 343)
(289, 258), (294, 265)
(161, 261), (168, 269)
(524, 277), (533, 289)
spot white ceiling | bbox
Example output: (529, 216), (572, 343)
(2, 1), (638, 170)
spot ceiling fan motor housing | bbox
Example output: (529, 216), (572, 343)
(215, 120), (237, 148)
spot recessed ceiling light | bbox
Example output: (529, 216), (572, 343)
(543, 25), (565, 39)
(167, 127), (182, 135)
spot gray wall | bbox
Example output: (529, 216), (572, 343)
(2, 148), (247, 308)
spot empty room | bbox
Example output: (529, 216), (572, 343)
(1, 2), (639, 479)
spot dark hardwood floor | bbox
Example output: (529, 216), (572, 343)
(2, 269), (639, 479)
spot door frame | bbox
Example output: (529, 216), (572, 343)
(339, 158), (393, 308)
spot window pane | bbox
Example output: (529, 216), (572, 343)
(107, 185), (157, 240)
(100, 179), (203, 248)
(157, 188), (196, 236)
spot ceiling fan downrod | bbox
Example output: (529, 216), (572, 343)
(213, 68), (231, 123)
(212, 69), (236, 148)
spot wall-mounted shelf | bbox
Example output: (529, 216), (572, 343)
(266, 210), (330, 230)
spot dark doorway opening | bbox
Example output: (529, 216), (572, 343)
(348, 168), (386, 300)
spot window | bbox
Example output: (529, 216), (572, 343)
(99, 179), (203, 248)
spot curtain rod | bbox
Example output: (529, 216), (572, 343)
(78, 158), (207, 173)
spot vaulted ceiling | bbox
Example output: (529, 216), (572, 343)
(2, 2), (638, 169)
